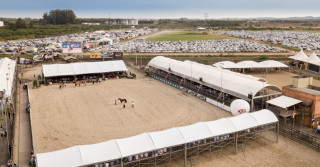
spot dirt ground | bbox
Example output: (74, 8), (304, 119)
(23, 65), (320, 166)
(27, 66), (230, 153)
(249, 70), (320, 88)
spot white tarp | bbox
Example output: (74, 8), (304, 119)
(0, 57), (16, 97)
(149, 128), (185, 149)
(43, 60), (128, 77)
(259, 60), (289, 68)
(79, 140), (122, 166)
(204, 118), (237, 136)
(148, 56), (281, 99)
(36, 110), (278, 167)
(266, 95), (302, 109)
(177, 122), (212, 143)
(116, 133), (155, 157)
(288, 50), (309, 61)
(36, 146), (83, 167)
(213, 61), (242, 68)
(250, 109), (279, 125)
(228, 113), (259, 131)
(236, 61), (262, 68)
(303, 52), (320, 66)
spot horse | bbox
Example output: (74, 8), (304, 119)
(118, 98), (127, 103)
(75, 81), (81, 87)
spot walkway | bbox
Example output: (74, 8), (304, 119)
(18, 85), (32, 166)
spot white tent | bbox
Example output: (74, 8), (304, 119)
(288, 50), (308, 61)
(259, 60), (288, 68)
(43, 60), (128, 77)
(266, 95), (302, 109)
(78, 140), (122, 166)
(0, 57), (16, 97)
(148, 56), (281, 99)
(303, 52), (320, 66)
(213, 61), (242, 69)
(36, 109), (278, 167)
(36, 146), (83, 167)
(236, 61), (262, 68)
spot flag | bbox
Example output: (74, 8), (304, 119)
(285, 106), (288, 115)
(312, 114), (315, 127)
(293, 106), (296, 119)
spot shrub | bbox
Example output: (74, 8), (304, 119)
(33, 80), (37, 88)
(131, 73), (136, 78)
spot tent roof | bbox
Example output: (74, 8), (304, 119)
(259, 60), (288, 68)
(213, 61), (242, 68)
(177, 122), (212, 142)
(116, 133), (155, 157)
(148, 56), (281, 99)
(36, 146), (83, 167)
(0, 57), (16, 97)
(228, 113), (259, 131)
(288, 50), (309, 61)
(43, 60), (128, 77)
(78, 140), (121, 166)
(304, 52), (320, 66)
(148, 128), (185, 149)
(250, 109), (278, 125)
(236, 61), (262, 68)
(204, 118), (237, 136)
(266, 95), (302, 109)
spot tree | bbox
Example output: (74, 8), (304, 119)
(42, 9), (77, 25)
(15, 18), (27, 29)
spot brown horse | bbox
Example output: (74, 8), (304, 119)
(118, 98), (127, 103)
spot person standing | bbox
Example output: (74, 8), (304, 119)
(132, 101), (134, 108)
(123, 104), (125, 109)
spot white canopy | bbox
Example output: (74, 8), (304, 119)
(43, 60), (128, 77)
(148, 56), (281, 99)
(259, 60), (288, 68)
(228, 113), (258, 131)
(0, 57), (16, 97)
(116, 133), (155, 157)
(266, 95), (302, 109)
(236, 61), (262, 68)
(36, 146), (83, 167)
(213, 61), (242, 68)
(303, 52), (320, 66)
(78, 140), (122, 166)
(36, 109), (278, 167)
(288, 50), (309, 61)
(149, 128), (185, 149)
(204, 118), (237, 136)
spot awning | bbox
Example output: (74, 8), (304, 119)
(266, 95), (302, 109)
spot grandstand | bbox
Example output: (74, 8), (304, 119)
(147, 56), (282, 111)
(36, 109), (279, 167)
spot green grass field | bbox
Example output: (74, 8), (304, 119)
(146, 31), (233, 41)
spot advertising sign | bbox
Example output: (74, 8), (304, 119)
(62, 42), (82, 54)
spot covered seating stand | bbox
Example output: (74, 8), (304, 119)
(36, 110), (279, 167)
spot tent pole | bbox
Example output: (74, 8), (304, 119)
(234, 132), (238, 155)
(276, 121), (279, 143)
(184, 144), (187, 167)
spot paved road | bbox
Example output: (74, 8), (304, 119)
(19, 86), (32, 167)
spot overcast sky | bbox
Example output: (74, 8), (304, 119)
(0, 0), (319, 19)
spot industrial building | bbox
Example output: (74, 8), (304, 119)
(105, 19), (138, 25)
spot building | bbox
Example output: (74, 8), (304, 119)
(105, 19), (138, 25)
(282, 76), (320, 126)
(82, 22), (101, 26)
(0, 21), (4, 27)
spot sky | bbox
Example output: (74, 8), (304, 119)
(0, 0), (319, 19)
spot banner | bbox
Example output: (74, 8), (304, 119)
(62, 42), (82, 54)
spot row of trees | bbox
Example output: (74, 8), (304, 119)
(42, 9), (76, 25)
